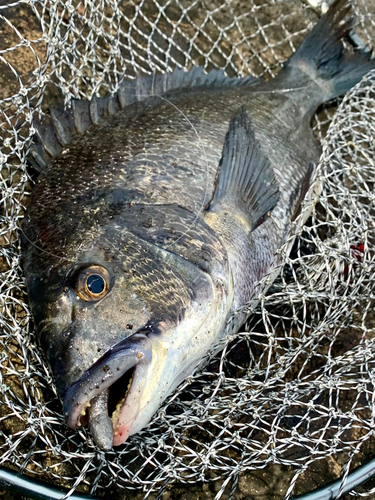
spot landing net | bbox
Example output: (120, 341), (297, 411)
(0, 0), (375, 498)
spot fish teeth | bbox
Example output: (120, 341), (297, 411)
(127, 375), (133, 392)
(111, 374), (134, 424)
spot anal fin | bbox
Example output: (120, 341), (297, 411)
(290, 161), (316, 223)
(205, 106), (279, 232)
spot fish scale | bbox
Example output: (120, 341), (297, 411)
(21, 0), (375, 449)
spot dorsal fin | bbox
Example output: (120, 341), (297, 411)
(28, 67), (258, 172)
(205, 106), (279, 232)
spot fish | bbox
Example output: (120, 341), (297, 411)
(21, 0), (375, 450)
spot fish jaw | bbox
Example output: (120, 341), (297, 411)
(113, 331), (202, 445)
(112, 282), (233, 446)
(60, 241), (233, 448)
(63, 333), (152, 448)
(111, 355), (152, 445)
(63, 312), (228, 449)
(108, 253), (233, 445)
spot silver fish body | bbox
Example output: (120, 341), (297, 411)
(21, 0), (375, 449)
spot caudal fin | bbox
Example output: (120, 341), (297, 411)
(281, 0), (374, 101)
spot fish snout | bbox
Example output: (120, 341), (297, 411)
(63, 332), (152, 450)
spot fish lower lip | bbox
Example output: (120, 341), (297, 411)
(63, 333), (152, 448)
(88, 367), (136, 451)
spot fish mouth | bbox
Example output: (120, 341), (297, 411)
(63, 332), (152, 450)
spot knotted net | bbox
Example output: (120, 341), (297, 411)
(1, 0), (375, 498)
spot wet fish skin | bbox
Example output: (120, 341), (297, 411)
(23, 191), (231, 392)
(21, 0), (375, 448)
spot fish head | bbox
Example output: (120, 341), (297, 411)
(22, 202), (232, 448)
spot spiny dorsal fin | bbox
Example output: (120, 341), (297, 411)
(206, 106), (279, 232)
(29, 67), (258, 172)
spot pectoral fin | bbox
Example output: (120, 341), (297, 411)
(205, 106), (279, 232)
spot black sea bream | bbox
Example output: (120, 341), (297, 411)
(21, 0), (375, 449)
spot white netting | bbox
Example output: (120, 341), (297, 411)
(1, 0), (375, 498)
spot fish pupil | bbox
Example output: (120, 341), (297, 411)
(87, 275), (105, 295)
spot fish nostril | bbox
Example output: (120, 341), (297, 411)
(70, 301), (77, 323)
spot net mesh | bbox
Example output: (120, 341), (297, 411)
(1, 0), (375, 498)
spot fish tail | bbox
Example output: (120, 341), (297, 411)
(280, 0), (374, 104)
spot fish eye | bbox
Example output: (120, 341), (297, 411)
(75, 265), (111, 302)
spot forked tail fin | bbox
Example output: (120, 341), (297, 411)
(279, 0), (374, 104)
